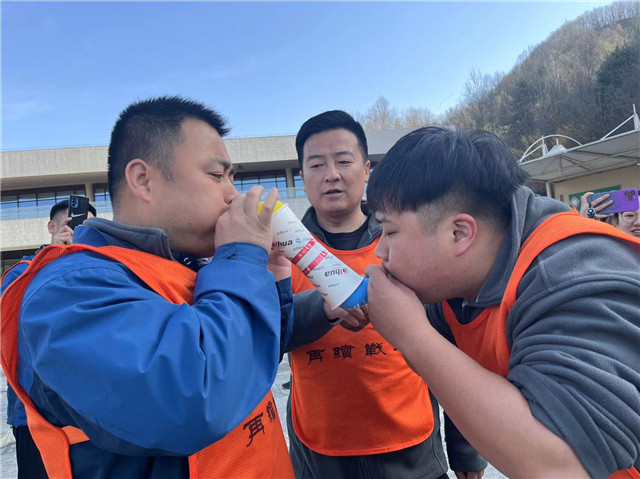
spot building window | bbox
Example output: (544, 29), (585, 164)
(18, 192), (37, 209)
(94, 184), (111, 206)
(0, 186), (85, 220)
(0, 194), (18, 214)
(36, 191), (57, 210)
(293, 170), (307, 198)
(233, 172), (288, 193)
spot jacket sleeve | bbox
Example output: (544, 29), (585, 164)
(276, 277), (294, 360)
(18, 243), (283, 456)
(506, 234), (640, 476)
(286, 289), (334, 351)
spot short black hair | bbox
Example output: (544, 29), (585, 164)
(367, 127), (528, 228)
(295, 110), (368, 168)
(107, 95), (229, 207)
(49, 200), (97, 220)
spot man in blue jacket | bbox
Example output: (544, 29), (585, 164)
(1, 96), (292, 478)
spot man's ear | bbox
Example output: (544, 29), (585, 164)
(363, 160), (371, 183)
(299, 170), (306, 191)
(47, 220), (57, 235)
(451, 213), (477, 256)
(124, 159), (154, 203)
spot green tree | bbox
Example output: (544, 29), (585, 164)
(596, 41), (640, 133)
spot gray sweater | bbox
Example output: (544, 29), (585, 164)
(427, 186), (640, 477)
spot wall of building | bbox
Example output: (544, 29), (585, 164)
(1, 146), (107, 178)
(552, 165), (640, 205)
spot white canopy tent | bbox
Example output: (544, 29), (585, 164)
(519, 108), (640, 197)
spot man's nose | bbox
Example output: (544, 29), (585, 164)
(224, 181), (239, 204)
(324, 163), (340, 181)
(374, 235), (388, 260)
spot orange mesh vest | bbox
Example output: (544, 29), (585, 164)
(442, 212), (640, 479)
(1, 244), (293, 479)
(290, 236), (434, 456)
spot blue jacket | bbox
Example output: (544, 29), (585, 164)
(10, 218), (293, 479)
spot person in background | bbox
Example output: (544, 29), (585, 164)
(285, 110), (486, 479)
(611, 207), (640, 238)
(364, 126), (640, 478)
(2, 199), (96, 479)
(48, 199), (98, 245)
(579, 190), (640, 238)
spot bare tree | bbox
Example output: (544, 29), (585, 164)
(400, 106), (438, 128)
(356, 97), (439, 130)
(356, 97), (399, 130)
(356, 0), (639, 155)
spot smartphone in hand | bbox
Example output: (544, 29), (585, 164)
(588, 188), (639, 215)
(68, 195), (91, 230)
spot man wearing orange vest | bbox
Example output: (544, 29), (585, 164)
(1, 96), (294, 478)
(364, 127), (640, 478)
(285, 111), (487, 479)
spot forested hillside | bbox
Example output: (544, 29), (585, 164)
(357, 1), (640, 157)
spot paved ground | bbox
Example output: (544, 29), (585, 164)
(1, 357), (504, 479)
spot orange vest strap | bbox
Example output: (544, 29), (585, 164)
(610, 468), (640, 479)
(502, 211), (640, 312)
(62, 426), (90, 445)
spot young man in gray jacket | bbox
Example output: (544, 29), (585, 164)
(365, 126), (640, 478)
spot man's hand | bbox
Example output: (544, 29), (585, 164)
(214, 186), (278, 253)
(268, 250), (291, 281)
(365, 264), (430, 349)
(454, 471), (485, 479)
(322, 301), (369, 331)
(579, 191), (612, 219)
(51, 217), (74, 245)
